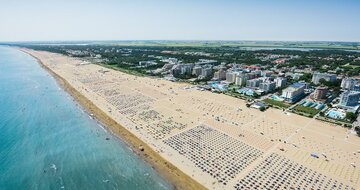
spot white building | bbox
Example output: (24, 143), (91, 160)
(275, 77), (287, 88)
(171, 64), (194, 76)
(246, 78), (262, 88)
(201, 67), (213, 78)
(341, 78), (358, 90)
(312, 72), (336, 85)
(235, 73), (247, 86)
(259, 81), (276, 93)
(192, 66), (202, 77)
(138, 61), (157, 67)
(213, 69), (226, 80)
(162, 63), (175, 71)
(281, 83), (305, 103)
(226, 72), (237, 83)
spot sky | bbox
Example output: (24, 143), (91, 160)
(0, 0), (359, 42)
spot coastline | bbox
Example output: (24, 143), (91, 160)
(20, 48), (207, 190)
(16, 47), (360, 190)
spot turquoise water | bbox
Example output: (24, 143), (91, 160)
(0, 47), (172, 190)
(316, 104), (325, 110)
(270, 95), (284, 101)
(326, 109), (345, 119)
(237, 88), (254, 96)
(300, 100), (324, 110)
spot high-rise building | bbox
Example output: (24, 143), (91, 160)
(259, 81), (276, 92)
(192, 66), (202, 77)
(281, 83), (306, 103)
(339, 91), (360, 107)
(353, 85), (360, 92)
(274, 77), (287, 88)
(171, 64), (194, 76)
(341, 78), (358, 90)
(213, 69), (226, 80)
(235, 73), (247, 86)
(298, 81), (310, 89)
(162, 63), (175, 71)
(311, 72), (336, 85)
(201, 67), (213, 78)
(226, 72), (237, 83)
(246, 78), (261, 88)
(312, 86), (328, 100)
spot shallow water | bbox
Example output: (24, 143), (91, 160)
(0, 46), (172, 190)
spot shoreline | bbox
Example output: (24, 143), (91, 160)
(16, 47), (360, 190)
(20, 48), (206, 190)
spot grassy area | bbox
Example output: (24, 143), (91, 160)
(96, 63), (146, 77)
(263, 98), (290, 108)
(343, 63), (360, 69)
(293, 105), (320, 117)
(228, 84), (240, 91)
(316, 116), (352, 127)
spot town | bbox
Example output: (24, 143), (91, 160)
(18, 44), (360, 135)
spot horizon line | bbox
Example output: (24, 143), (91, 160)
(1, 39), (360, 44)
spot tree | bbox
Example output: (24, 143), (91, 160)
(355, 126), (360, 137)
(260, 106), (266, 112)
(298, 73), (312, 83)
(345, 112), (357, 122)
(319, 78), (327, 86)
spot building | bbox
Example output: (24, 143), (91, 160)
(192, 66), (202, 77)
(259, 81), (276, 93)
(339, 91), (360, 107)
(261, 70), (273, 77)
(226, 72), (237, 83)
(200, 67), (213, 78)
(312, 72), (336, 85)
(214, 63), (227, 71)
(341, 78), (358, 90)
(235, 73), (247, 86)
(285, 72), (303, 80)
(181, 64), (194, 75)
(281, 83), (306, 103)
(213, 69), (226, 80)
(312, 86), (328, 100)
(171, 64), (194, 76)
(274, 77), (287, 88)
(161, 57), (178, 64)
(272, 58), (286, 64)
(247, 72), (256, 80)
(246, 79), (261, 88)
(197, 59), (217, 65)
(254, 70), (262, 78)
(162, 63), (175, 71)
(138, 61), (157, 67)
(353, 84), (360, 92)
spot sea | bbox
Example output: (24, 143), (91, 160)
(0, 46), (172, 190)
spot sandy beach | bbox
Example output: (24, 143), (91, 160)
(22, 48), (360, 190)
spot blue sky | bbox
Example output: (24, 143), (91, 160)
(0, 0), (359, 42)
